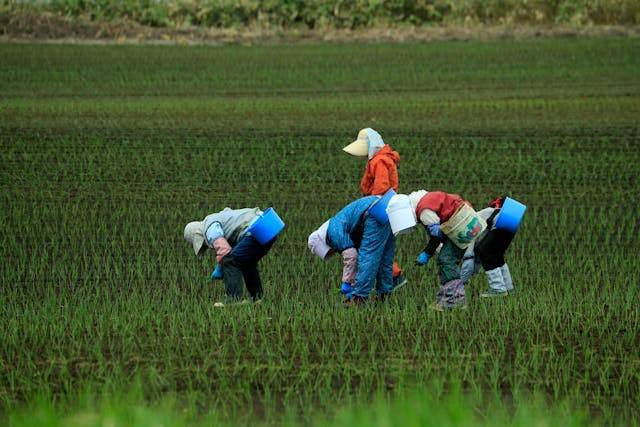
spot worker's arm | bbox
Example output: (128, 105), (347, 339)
(205, 222), (232, 262)
(416, 226), (443, 266)
(341, 247), (358, 284)
(424, 234), (443, 257)
(418, 209), (440, 226)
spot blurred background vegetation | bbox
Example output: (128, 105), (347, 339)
(2, 0), (639, 31)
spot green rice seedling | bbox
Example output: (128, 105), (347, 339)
(0, 38), (639, 425)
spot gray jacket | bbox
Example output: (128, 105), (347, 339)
(203, 207), (262, 246)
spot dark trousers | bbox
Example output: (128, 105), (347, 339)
(437, 238), (465, 285)
(221, 235), (274, 301)
(474, 229), (514, 271)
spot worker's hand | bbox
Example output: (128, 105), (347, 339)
(340, 282), (353, 295)
(415, 251), (430, 266)
(211, 264), (223, 280)
(428, 224), (443, 239)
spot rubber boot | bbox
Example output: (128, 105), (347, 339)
(481, 267), (508, 297)
(436, 279), (466, 309)
(501, 263), (515, 293)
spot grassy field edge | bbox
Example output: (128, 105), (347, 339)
(1, 5), (639, 45)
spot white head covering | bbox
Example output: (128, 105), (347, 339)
(307, 221), (332, 260)
(366, 128), (385, 159)
(408, 190), (428, 212)
(386, 194), (417, 236)
(342, 128), (385, 159)
(184, 221), (207, 256)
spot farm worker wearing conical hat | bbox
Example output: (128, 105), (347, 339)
(389, 190), (486, 311)
(343, 128), (406, 290)
(183, 207), (276, 307)
(460, 196), (519, 297)
(307, 195), (395, 305)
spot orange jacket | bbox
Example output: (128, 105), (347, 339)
(359, 145), (400, 196)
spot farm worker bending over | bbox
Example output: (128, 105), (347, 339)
(343, 128), (406, 289)
(392, 190), (486, 310)
(460, 197), (517, 296)
(183, 207), (275, 307)
(307, 195), (395, 305)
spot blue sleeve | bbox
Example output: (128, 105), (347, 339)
(205, 222), (224, 247)
(326, 218), (355, 252)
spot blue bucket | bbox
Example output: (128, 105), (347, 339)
(369, 189), (396, 224)
(495, 197), (527, 233)
(247, 208), (285, 245)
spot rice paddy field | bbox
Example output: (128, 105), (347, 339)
(1, 38), (639, 426)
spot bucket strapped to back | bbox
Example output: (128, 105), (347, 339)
(440, 203), (487, 249)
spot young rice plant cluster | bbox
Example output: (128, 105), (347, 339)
(0, 39), (639, 425)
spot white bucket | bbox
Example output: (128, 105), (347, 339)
(440, 203), (486, 249)
(386, 194), (417, 236)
